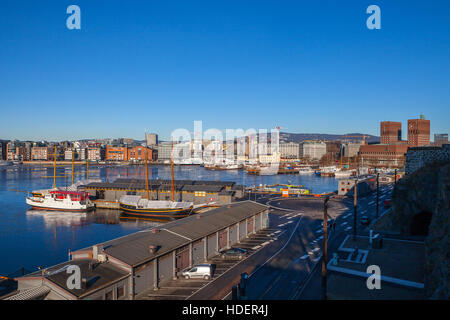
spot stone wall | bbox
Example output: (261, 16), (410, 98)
(405, 144), (450, 175)
(390, 160), (450, 299)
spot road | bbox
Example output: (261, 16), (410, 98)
(240, 184), (394, 300)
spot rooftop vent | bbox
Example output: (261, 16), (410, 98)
(149, 245), (159, 254)
(151, 228), (159, 234)
(196, 214), (201, 219)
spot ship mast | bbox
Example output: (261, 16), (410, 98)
(71, 145), (75, 185)
(171, 137), (175, 202)
(53, 146), (57, 189)
(145, 130), (150, 200)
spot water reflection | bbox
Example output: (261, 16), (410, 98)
(25, 208), (162, 229)
(26, 210), (89, 227)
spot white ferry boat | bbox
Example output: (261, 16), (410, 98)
(26, 190), (94, 212)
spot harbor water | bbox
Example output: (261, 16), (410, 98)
(0, 164), (338, 276)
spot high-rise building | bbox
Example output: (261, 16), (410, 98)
(380, 121), (402, 144)
(408, 116), (430, 147)
(147, 133), (158, 146)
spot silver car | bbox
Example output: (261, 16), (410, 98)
(181, 264), (213, 280)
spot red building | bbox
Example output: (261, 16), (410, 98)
(408, 118), (430, 147)
(127, 146), (154, 161)
(380, 121), (402, 144)
(359, 144), (409, 168)
(106, 146), (128, 161)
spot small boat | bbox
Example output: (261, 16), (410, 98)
(298, 167), (314, 175)
(119, 195), (194, 220)
(120, 131), (208, 220)
(26, 190), (94, 212)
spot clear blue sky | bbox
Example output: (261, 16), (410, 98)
(0, 0), (449, 141)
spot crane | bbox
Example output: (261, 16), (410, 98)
(342, 134), (369, 145)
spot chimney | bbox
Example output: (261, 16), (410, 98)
(149, 245), (158, 254)
(196, 214), (201, 219)
(151, 228), (159, 234)
(92, 244), (104, 260)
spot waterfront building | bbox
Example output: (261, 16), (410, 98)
(156, 142), (173, 160)
(64, 148), (73, 161)
(279, 142), (300, 159)
(6, 141), (18, 161)
(31, 147), (49, 161)
(0, 142), (4, 160)
(106, 146), (128, 161)
(127, 146), (154, 162)
(87, 147), (104, 161)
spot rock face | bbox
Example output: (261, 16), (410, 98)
(390, 160), (450, 299)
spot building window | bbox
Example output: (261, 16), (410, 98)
(117, 285), (125, 299)
(105, 290), (113, 300)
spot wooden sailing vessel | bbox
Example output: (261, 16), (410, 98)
(119, 132), (194, 220)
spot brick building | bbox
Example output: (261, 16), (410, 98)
(359, 144), (409, 168)
(408, 117), (430, 147)
(380, 121), (402, 144)
(106, 146), (128, 161)
(127, 146), (154, 161)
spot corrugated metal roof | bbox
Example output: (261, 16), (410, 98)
(5, 286), (51, 300)
(100, 201), (268, 267)
(182, 185), (224, 192)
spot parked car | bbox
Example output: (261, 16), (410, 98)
(181, 264), (213, 280)
(219, 248), (248, 260)
(360, 216), (370, 225)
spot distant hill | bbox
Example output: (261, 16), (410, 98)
(279, 132), (380, 144)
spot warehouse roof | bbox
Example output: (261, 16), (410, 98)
(84, 178), (236, 190)
(96, 201), (268, 267)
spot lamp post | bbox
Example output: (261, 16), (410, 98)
(376, 172), (379, 218)
(322, 196), (329, 300)
(353, 178), (358, 241)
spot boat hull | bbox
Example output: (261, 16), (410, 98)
(26, 197), (94, 212)
(119, 203), (193, 220)
(29, 206), (93, 212)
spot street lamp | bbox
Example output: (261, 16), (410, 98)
(376, 172), (379, 218)
(353, 178), (358, 241)
(322, 196), (330, 300)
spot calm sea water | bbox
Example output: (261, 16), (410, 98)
(0, 164), (338, 275)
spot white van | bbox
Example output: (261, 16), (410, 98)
(181, 264), (213, 280)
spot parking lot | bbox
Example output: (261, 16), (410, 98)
(136, 227), (281, 300)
